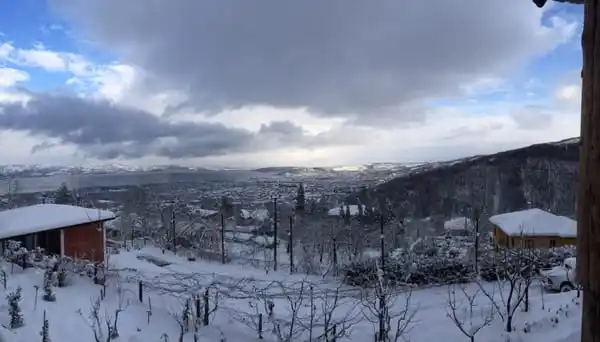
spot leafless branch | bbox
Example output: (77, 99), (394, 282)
(446, 283), (494, 342)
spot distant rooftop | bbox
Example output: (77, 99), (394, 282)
(444, 217), (472, 231)
(490, 208), (576, 238)
(328, 204), (368, 217)
(0, 204), (116, 240)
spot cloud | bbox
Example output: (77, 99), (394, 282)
(67, 63), (138, 102)
(460, 77), (510, 97)
(0, 42), (66, 71)
(0, 68), (30, 105)
(510, 106), (555, 130)
(0, 68), (29, 88)
(554, 71), (582, 109)
(0, 40), (158, 107)
(52, 0), (577, 121)
(0, 94), (363, 160)
(0, 42), (14, 60)
(0, 40), (101, 75)
(41, 23), (65, 34)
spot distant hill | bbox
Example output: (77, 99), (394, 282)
(253, 166), (331, 175)
(367, 137), (580, 219)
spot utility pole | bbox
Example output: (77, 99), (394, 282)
(171, 209), (176, 255)
(525, 245), (530, 312)
(289, 215), (294, 274)
(220, 214), (226, 264)
(273, 197), (278, 272)
(378, 213), (386, 342)
(332, 237), (338, 276)
(473, 207), (480, 276)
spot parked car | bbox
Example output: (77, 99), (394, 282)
(541, 257), (577, 292)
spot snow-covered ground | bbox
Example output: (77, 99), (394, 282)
(0, 247), (584, 341)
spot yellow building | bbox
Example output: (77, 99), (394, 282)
(490, 208), (576, 249)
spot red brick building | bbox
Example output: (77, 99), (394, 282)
(0, 204), (116, 263)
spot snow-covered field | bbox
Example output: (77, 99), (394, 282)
(0, 247), (583, 342)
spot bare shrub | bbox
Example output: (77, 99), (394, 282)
(446, 283), (494, 342)
(360, 264), (418, 342)
(78, 288), (130, 342)
(477, 246), (536, 333)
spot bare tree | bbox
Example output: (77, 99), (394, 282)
(77, 297), (104, 342)
(446, 283), (494, 342)
(122, 186), (159, 246)
(105, 282), (131, 339)
(477, 244), (536, 333)
(294, 220), (329, 275)
(227, 298), (265, 340)
(78, 284), (130, 342)
(311, 282), (362, 341)
(261, 280), (308, 342)
(169, 298), (193, 342)
(360, 263), (418, 342)
(229, 279), (360, 342)
(5, 174), (19, 209)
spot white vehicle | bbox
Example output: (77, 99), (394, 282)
(541, 257), (577, 292)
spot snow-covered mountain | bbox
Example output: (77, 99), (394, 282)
(0, 164), (219, 178)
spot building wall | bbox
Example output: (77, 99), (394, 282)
(63, 221), (105, 263)
(492, 224), (576, 249)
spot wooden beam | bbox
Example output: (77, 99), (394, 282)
(533, 0), (584, 8)
(579, 1), (600, 342)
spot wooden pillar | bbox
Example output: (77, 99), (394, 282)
(60, 229), (65, 258)
(579, 2), (600, 342)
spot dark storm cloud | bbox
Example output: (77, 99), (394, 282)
(0, 95), (347, 159)
(51, 0), (572, 119)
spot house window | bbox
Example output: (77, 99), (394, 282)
(549, 239), (557, 248)
(524, 240), (534, 249)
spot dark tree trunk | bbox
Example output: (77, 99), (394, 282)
(579, 2), (600, 342)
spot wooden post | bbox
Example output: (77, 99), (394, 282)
(171, 210), (177, 255)
(138, 281), (143, 303)
(195, 296), (201, 319)
(203, 288), (209, 326)
(258, 313), (263, 339)
(579, 2), (600, 342)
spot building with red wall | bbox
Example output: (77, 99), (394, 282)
(0, 204), (116, 263)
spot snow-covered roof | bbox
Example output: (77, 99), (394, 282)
(240, 209), (251, 219)
(327, 204), (367, 217)
(444, 217), (472, 231)
(192, 208), (219, 217)
(251, 209), (269, 221)
(186, 205), (219, 217)
(0, 204), (117, 240)
(489, 208), (576, 238)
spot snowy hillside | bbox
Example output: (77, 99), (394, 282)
(372, 137), (580, 220)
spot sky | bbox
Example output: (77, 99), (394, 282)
(0, 0), (585, 169)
